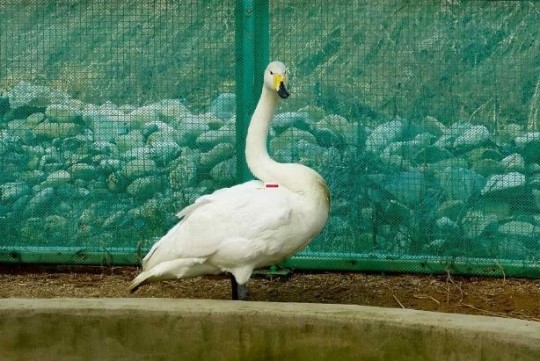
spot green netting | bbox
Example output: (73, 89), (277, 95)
(0, 0), (237, 263)
(0, 0), (539, 277)
(270, 0), (540, 276)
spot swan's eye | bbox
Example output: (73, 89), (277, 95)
(269, 71), (274, 75)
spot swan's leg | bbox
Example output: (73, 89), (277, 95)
(230, 274), (249, 301)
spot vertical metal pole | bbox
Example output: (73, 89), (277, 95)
(235, 0), (269, 183)
(254, 0), (269, 89)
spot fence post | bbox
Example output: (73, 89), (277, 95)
(235, 0), (269, 183)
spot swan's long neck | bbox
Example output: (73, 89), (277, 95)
(245, 87), (330, 209)
(245, 86), (279, 181)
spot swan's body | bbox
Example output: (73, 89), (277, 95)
(130, 61), (330, 298)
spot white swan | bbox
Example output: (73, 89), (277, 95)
(130, 61), (330, 300)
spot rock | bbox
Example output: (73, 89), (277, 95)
(20, 217), (45, 243)
(210, 158), (236, 185)
(471, 159), (504, 177)
(445, 121), (473, 138)
(299, 140), (327, 162)
(496, 239), (530, 260)
(365, 120), (403, 153)
(298, 105), (326, 121)
(121, 146), (151, 161)
(7, 82), (70, 109)
(168, 148), (199, 189)
(269, 127), (317, 154)
(59, 135), (90, 152)
(532, 174), (540, 188)
(26, 112), (46, 125)
(200, 143), (235, 168)
(102, 211), (132, 230)
(98, 159), (122, 174)
(497, 123), (522, 144)
(33, 121), (80, 139)
(6, 119), (35, 141)
(0, 96), (9, 117)
(378, 153), (411, 169)
(433, 216), (460, 239)
(0, 182), (31, 203)
(500, 153), (525, 172)
(146, 130), (176, 144)
(83, 103), (128, 142)
(384, 199), (413, 224)
(143, 120), (175, 139)
(414, 145), (453, 164)
(514, 132), (540, 147)
(498, 221), (536, 238)
(210, 93), (236, 121)
(313, 127), (343, 147)
(127, 104), (161, 129)
(317, 114), (359, 145)
(453, 125), (490, 148)
(436, 167), (484, 201)
(425, 158), (469, 175)
(25, 187), (55, 215)
(461, 210), (498, 239)
(106, 172), (130, 192)
(147, 141), (181, 164)
(382, 139), (425, 162)
(92, 141), (118, 156)
(465, 147), (502, 162)
(437, 200), (465, 220)
(44, 215), (68, 233)
(122, 158), (158, 179)
(532, 189), (540, 209)
(126, 176), (163, 199)
(514, 132), (540, 163)
(421, 116), (446, 137)
(45, 103), (82, 123)
(70, 163), (98, 180)
(481, 172), (526, 196)
(433, 134), (454, 149)
(383, 171), (426, 206)
(55, 184), (90, 199)
(18, 170), (46, 185)
(194, 128), (235, 150)
(272, 112), (311, 133)
(115, 131), (144, 153)
(12, 194), (31, 213)
(473, 199), (512, 218)
(157, 99), (189, 124)
(175, 115), (210, 147)
(43, 170), (71, 187)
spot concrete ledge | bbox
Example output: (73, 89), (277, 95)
(0, 298), (539, 360)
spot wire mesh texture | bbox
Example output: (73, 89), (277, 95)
(1, 1), (539, 276)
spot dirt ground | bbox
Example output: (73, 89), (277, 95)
(0, 265), (538, 322)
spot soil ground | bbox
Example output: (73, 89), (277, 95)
(0, 265), (538, 322)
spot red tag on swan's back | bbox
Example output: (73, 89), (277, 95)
(265, 183), (279, 188)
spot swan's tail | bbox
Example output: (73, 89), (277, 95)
(129, 257), (215, 293)
(129, 271), (151, 293)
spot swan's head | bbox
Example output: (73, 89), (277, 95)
(264, 61), (289, 99)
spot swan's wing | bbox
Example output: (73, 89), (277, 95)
(175, 180), (262, 219)
(142, 180), (294, 270)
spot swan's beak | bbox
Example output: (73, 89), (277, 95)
(274, 74), (290, 99)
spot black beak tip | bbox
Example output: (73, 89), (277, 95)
(278, 83), (290, 99)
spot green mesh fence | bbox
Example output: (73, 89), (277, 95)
(0, 0), (237, 264)
(1, 1), (539, 277)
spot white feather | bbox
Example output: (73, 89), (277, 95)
(130, 61), (330, 292)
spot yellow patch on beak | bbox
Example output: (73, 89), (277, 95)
(273, 74), (285, 91)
